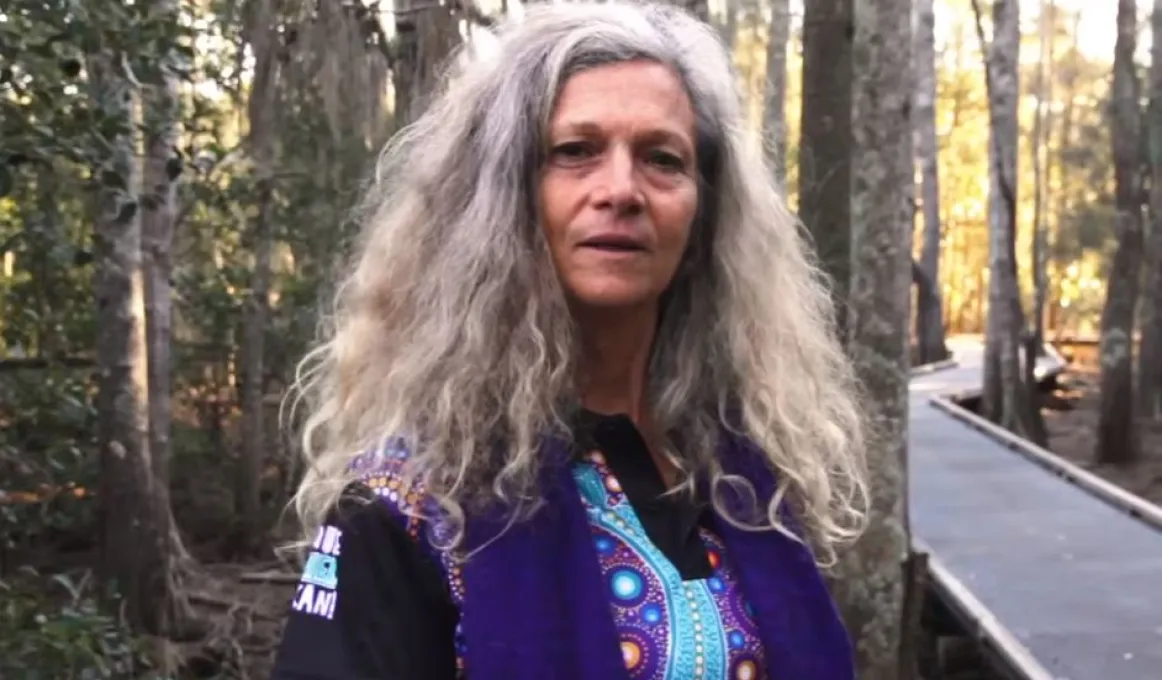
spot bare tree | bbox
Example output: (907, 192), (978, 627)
(1048, 10), (1083, 336)
(141, 0), (200, 629)
(1097, 0), (1144, 463)
(237, 0), (283, 550)
(719, 0), (739, 51)
(1028, 0), (1054, 363)
(800, 0), (854, 333)
(142, 0), (181, 505)
(831, 0), (913, 678)
(1139, 0), (1162, 423)
(913, 0), (948, 364)
(1020, 0), (1055, 446)
(88, 47), (172, 635)
(393, 0), (465, 128)
(973, 0), (1032, 437)
(763, 0), (791, 183)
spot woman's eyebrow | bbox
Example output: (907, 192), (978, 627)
(550, 120), (693, 151)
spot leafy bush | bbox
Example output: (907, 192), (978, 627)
(0, 370), (98, 556)
(0, 569), (160, 680)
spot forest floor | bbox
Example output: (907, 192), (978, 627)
(174, 561), (295, 679)
(1042, 364), (1162, 506)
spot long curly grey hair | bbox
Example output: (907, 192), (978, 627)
(289, 0), (868, 565)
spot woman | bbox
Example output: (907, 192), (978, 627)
(271, 2), (867, 679)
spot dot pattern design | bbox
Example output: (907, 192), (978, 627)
(349, 445), (469, 675)
(351, 444), (768, 680)
(574, 452), (768, 680)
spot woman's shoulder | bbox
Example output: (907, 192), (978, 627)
(341, 438), (431, 541)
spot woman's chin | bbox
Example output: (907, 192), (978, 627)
(568, 281), (660, 311)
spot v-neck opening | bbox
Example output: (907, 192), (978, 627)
(572, 409), (713, 581)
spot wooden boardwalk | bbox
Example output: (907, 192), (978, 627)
(910, 337), (1162, 679)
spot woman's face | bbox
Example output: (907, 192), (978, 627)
(539, 60), (699, 312)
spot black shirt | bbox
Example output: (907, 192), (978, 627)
(270, 413), (713, 679)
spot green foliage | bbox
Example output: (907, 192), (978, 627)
(0, 371), (98, 553)
(0, 570), (156, 680)
(1053, 91), (1119, 273)
(2, 0), (387, 670)
(0, 1), (185, 169)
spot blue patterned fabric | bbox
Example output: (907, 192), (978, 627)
(355, 446), (768, 680)
(572, 451), (766, 680)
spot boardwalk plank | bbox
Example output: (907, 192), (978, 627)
(910, 337), (1162, 679)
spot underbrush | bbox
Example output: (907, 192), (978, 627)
(0, 568), (163, 680)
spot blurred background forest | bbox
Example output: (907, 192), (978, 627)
(1, 0), (1160, 678)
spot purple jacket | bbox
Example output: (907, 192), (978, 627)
(452, 432), (856, 680)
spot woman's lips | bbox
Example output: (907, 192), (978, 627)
(578, 232), (648, 252)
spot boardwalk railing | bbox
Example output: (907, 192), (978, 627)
(914, 537), (1057, 680)
(910, 339), (1162, 680)
(929, 395), (1162, 532)
(907, 351), (1059, 679)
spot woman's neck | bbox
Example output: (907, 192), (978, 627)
(574, 303), (657, 424)
(575, 302), (682, 487)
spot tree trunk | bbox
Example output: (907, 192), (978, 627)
(33, 164), (63, 357)
(1029, 0), (1054, 356)
(913, 0), (948, 365)
(1021, 0), (1055, 447)
(1048, 12), (1082, 339)
(88, 51), (171, 636)
(141, 0), (200, 630)
(763, 0), (791, 183)
(238, 185), (274, 548)
(141, 0), (184, 500)
(721, 0), (739, 51)
(1138, 0), (1162, 423)
(800, 0), (854, 336)
(1097, 0), (1144, 464)
(237, 0), (282, 551)
(974, 0), (1031, 437)
(142, 0), (181, 508)
(393, 0), (465, 128)
(833, 1), (913, 678)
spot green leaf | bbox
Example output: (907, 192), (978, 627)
(50, 573), (81, 602)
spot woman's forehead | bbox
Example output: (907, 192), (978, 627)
(548, 62), (694, 134)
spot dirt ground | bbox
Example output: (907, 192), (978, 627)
(167, 561), (295, 679)
(1042, 364), (1162, 506)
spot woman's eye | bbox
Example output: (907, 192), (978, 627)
(550, 141), (593, 162)
(645, 150), (685, 173)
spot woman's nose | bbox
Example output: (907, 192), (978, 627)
(591, 145), (644, 214)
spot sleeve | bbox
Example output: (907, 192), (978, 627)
(269, 490), (460, 680)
